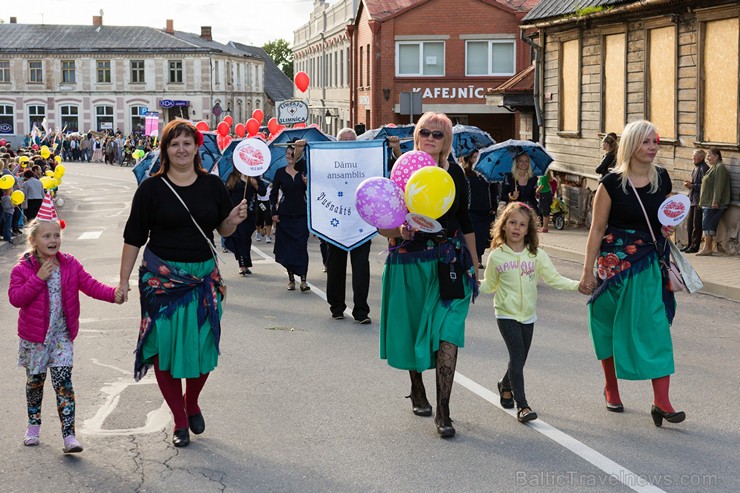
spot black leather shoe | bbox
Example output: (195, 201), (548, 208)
(604, 389), (624, 413)
(406, 394), (432, 416)
(497, 381), (514, 409)
(517, 407), (538, 423)
(173, 428), (190, 447)
(188, 412), (205, 435)
(679, 245), (690, 252)
(651, 405), (686, 427)
(435, 417), (455, 438)
(684, 247), (699, 254)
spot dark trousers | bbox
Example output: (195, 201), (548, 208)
(497, 318), (535, 409)
(687, 205), (703, 249)
(3, 212), (12, 241)
(26, 199), (42, 221)
(326, 241), (371, 320)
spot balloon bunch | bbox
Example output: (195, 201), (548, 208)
(355, 151), (456, 230)
(195, 109), (274, 151)
(39, 164), (66, 191)
(132, 149), (146, 160)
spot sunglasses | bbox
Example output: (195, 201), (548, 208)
(419, 128), (445, 140)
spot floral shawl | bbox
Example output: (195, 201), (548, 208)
(133, 247), (225, 381)
(588, 226), (675, 323)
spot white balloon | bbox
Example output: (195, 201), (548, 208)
(55, 197), (64, 208)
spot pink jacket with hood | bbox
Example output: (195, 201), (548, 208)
(8, 251), (116, 343)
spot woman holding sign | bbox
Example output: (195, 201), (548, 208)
(378, 112), (478, 438)
(579, 120), (685, 427)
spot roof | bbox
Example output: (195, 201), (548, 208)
(522, 0), (631, 23)
(171, 30), (257, 58)
(361, 0), (537, 21)
(489, 64), (535, 94)
(228, 42), (294, 103)
(0, 23), (213, 53)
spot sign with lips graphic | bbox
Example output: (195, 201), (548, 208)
(406, 212), (442, 233)
(233, 138), (271, 177)
(658, 194), (691, 226)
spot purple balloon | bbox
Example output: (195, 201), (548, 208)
(355, 177), (407, 229)
(390, 150), (436, 191)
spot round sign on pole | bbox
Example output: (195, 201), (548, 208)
(405, 212), (442, 233)
(233, 138), (271, 177)
(658, 194), (691, 226)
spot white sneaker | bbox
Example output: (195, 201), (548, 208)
(255, 233), (262, 242)
(265, 235), (272, 243)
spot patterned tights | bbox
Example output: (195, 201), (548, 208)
(26, 366), (76, 437)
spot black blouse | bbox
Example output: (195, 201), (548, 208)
(270, 163), (307, 217)
(123, 173), (233, 262)
(601, 167), (672, 235)
(501, 173), (538, 209)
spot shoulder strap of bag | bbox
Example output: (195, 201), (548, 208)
(628, 178), (670, 257)
(160, 177), (224, 264)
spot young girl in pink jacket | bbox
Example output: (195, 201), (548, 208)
(8, 216), (124, 453)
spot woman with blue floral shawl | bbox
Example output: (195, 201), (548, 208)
(580, 120), (685, 428)
(117, 120), (248, 447)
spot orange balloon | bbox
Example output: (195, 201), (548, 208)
(294, 71), (310, 92)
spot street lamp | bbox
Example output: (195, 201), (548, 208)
(324, 109), (333, 126)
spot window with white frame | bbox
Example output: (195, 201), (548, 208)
(0, 60), (9, 83)
(60, 105), (79, 132)
(131, 60), (145, 83)
(465, 40), (515, 76)
(130, 106), (146, 134)
(28, 105), (45, 130)
(169, 60), (183, 83)
(97, 60), (111, 83)
(0, 105), (14, 134)
(61, 60), (76, 83)
(29, 61), (43, 83)
(396, 41), (445, 76)
(95, 105), (114, 132)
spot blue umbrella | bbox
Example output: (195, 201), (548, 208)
(132, 150), (160, 185)
(263, 127), (334, 182)
(451, 124), (495, 159)
(357, 124), (415, 160)
(475, 139), (554, 183)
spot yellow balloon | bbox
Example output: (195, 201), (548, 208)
(404, 166), (456, 220)
(45, 170), (54, 177)
(54, 165), (65, 179)
(40, 176), (53, 189)
(50, 178), (60, 189)
(55, 155), (62, 163)
(0, 175), (15, 189)
(41, 148), (51, 159)
(40, 145), (49, 152)
(19, 156), (29, 164)
(11, 190), (25, 206)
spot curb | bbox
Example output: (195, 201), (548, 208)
(542, 244), (740, 303)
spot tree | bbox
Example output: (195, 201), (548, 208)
(263, 38), (294, 80)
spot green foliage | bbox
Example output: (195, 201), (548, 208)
(263, 38), (294, 80)
(575, 6), (606, 17)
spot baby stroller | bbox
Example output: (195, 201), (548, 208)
(550, 194), (568, 230)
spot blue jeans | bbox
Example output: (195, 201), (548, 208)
(3, 212), (12, 241)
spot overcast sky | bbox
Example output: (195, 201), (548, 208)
(4, 0), (318, 47)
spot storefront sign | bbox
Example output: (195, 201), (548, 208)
(412, 86), (486, 100)
(158, 99), (190, 108)
(0, 123), (13, 134)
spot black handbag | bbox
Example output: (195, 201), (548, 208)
(438, 260), (465, 300)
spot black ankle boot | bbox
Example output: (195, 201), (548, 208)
(407, 371), (432, 417)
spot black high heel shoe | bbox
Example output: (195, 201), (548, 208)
(435, 417), (455, 438)
(651, 405), (686, 427)
(173, 428), (190, 447)
(497, 381), (514, 409)
(406, 392), (432, 417)
(604, 389), (624, 413)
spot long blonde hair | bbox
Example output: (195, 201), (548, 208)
(414, 112), (452, 166)
(510, 153), (533, 181)
(490, 202), (539, 255)
(614, 120), (659, 193)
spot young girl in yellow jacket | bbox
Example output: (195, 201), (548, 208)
(480, 202), (584, 423)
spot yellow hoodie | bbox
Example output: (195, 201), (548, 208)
(480, 244), (579, 323)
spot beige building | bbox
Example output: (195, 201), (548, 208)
(293, 0), (357, 136)
(522, 0), (739, 254)
(0, 17), (264, 143)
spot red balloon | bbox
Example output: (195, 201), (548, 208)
(195, 121), (209, 132)
(386, 123), (397, 128)
(252, 109), (264, 124)
(234, 123), (246, 138)
(293, 122), (306, 129)
(0, 139), (6, 147)
(223, 115), (233, 127)
(267, 117), (279, 135)
(246, 118), (260, 137)
(217, 121), (230, 137)
(216, 134), (232, 151)
(309, 123), (320, 129)
(294, 71), (310, 92)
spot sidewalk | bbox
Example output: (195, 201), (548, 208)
(539, 226), (740, 302)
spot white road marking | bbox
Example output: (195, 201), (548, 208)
(454, 373), (666, 493)
(78, 231), (103, 240)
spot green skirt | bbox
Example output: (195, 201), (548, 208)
(588, 259), (674, 380)
(380, 255), (471, 372)
(142, 259), (221, 379)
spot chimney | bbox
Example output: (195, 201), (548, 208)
(200, 26), (212, 41)
(10, 17), (17, 24)
(93, 15), (102, 26)
(165, 19), (174, 34)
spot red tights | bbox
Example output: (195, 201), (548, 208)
(601, 357), (674, 412)
(153, 357), (209, 430)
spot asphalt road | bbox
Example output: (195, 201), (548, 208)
(0, 162), (738, 493)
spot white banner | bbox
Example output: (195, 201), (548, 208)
(307, 140), (388, 251)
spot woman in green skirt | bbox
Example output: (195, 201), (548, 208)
(378, 112), (478, 438)
(580, 120), (685, 427)
(118, 120), (248, 447)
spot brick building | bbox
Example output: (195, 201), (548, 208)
(348, 0), (538, 141)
